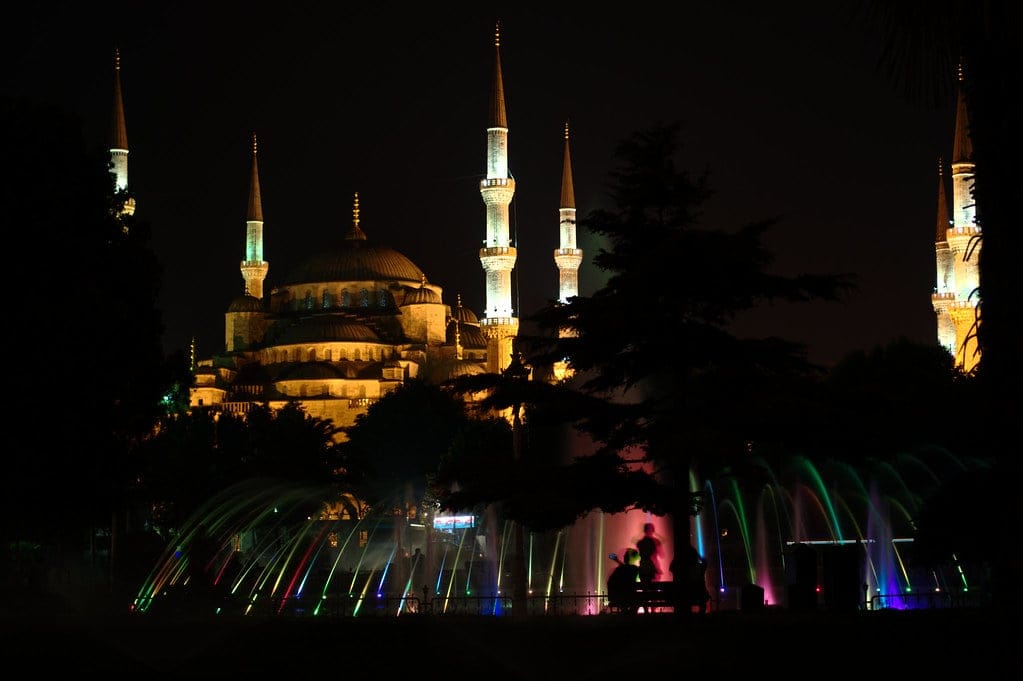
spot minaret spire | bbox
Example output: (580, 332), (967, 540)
(952, 64), (973, 165)
(934, 157), (949, 245)
(455, 294), (464, 361)
(240, 133), (269, 299)
(479, 22), (518, 373)
(347, 192), (367, 241)
(932, 157), (955, 357)
(489, 22), (507, 129)
(109, 48), (134, 219)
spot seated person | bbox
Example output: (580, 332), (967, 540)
(607, 548), (641, 613)
(670, 543), (710, 614)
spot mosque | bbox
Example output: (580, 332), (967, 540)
(107, 34), (978, 436)
(107, 29), (582, 433)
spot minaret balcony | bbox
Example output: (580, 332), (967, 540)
(480, 247), (517, 271)
(481, 316), (519, 330)
(480, 177), (514, 188)
(947, 226), (981, 238)
(554, 249), (583, 270)
(480, 183), (515, 205)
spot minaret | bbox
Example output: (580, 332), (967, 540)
(941, 65), (980, 372)
(479, 22), (518, 374)
(110, 48), (135, 220)
(931, 158), (956, 356)
(552, 122), (583, 383)
(240, 133), (269, 300)
(554, 121), (582, 308)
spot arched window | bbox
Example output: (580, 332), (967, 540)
(303, 291), (314, 310)
(378, 289), (389, 308)
(359, 289), (369, 307)
(322, 290), (331, 309)
(342, 290), (352, 307)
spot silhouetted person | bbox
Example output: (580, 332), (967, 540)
(636, 522), (664, 585)
(671, 542), (709, 614)
(607, 548), (641, 614)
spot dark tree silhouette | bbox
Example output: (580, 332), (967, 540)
(241, 401), (345, 483)
(810, 337), (975, 462)
(340, 379), (480, 509)
(138, 401), (350, 543)
(1, 96), (178, 566)
(438, 364), (661, 531)
(525, 121), (855, 569)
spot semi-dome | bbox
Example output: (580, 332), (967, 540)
(275, 315), (380, 344)
(227, 293), (265, 313)
(276, 361), (349, 381)
(427, 358), (487, 384)
(283, 239), (425, 285)
(403, 284), (441, 305)
(447, 319), (488, 349)
(453, 305), (480, 325)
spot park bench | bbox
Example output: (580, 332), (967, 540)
(608, 580), (709, 614)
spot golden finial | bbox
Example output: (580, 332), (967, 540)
(252, 132), (258, 156)
(957, 61), (964, 82)
(421, 274), (427, 286)
(564, 121), (570, 140)
(353, 192), (360, 229)
(114, 47), (121, 72)
(457, 292), (462, 308)
(494, 21), (500, 47)
(938, 155), (943, 176)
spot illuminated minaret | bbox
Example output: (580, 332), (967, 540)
(552, 122), (582, 382)
(933, 66), (980, 372)
(554, 122), (582, 308)
(240, 133), (269, 300)
(109, 48), (134, 220)
(479, 22), (518, 374)
(931, 158), (956, 357)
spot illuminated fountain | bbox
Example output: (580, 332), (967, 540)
(694, 449), (992, 611)
(132, 447), (988, 617)
(131, 476), (657, 618)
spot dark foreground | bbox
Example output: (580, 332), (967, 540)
(1, 604), (1015, 677)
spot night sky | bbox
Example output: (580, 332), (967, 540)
(3, 3), (954, 367)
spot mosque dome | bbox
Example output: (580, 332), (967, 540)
(453, 305), (480, 325)
(227, 293), (265, 313)
(275, 315), (380, 344)
(404, 284), (441, 305)
(277, 362), (349, 381)
(427, 358), (487, 383)
(283, 239), (425, 285)
(447, 319), (487, 349)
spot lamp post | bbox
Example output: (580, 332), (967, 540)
(503, 350), (530, 614)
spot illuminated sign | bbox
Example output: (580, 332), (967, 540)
(433, 514), (475, 531)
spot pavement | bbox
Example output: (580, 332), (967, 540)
(1, 603), (1015, 678)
